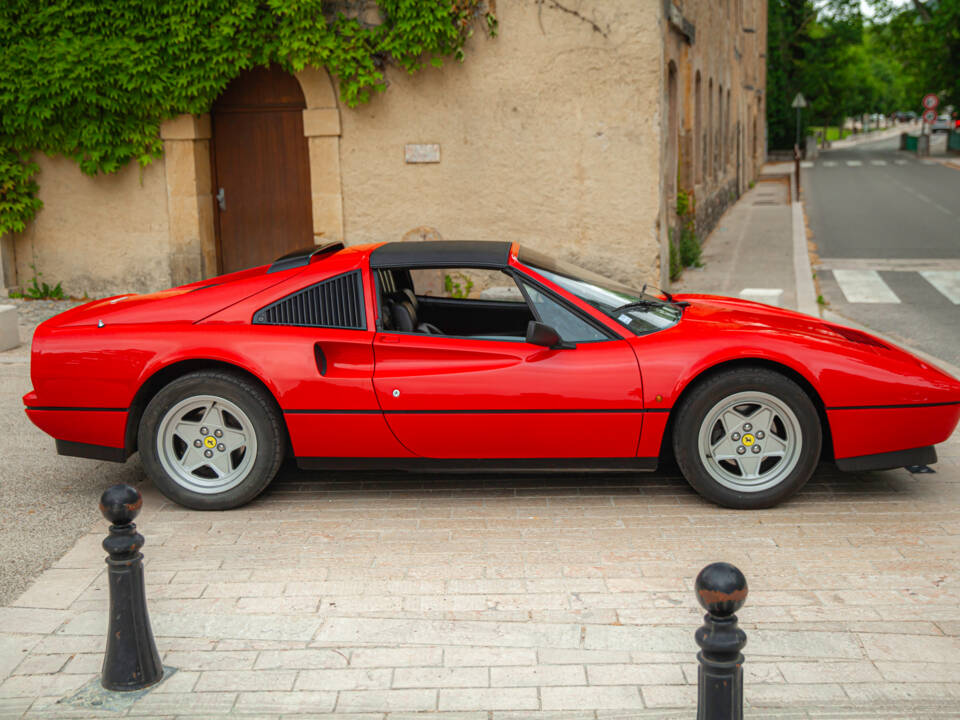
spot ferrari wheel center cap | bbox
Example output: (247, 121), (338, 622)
(742, 434), (756, 447)
(203, 436), (217, 449)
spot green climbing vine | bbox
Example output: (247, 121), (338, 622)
(0, 0), (497, 235)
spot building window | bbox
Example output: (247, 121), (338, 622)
(707, 78), (713, 182)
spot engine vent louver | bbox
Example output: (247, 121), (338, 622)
(253, 271), (365, 329)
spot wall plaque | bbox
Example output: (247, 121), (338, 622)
(405, 144), (441, 163)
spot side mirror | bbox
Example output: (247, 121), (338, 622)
(526, 321), (574, 349)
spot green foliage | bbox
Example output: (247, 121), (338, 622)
(444, 272), (474, 298)
(873, 0), (960, 111)
(25, 263), (64, 299)
(0, 146), (42, 235)
(669, 188), (701, 281)
(668, 230), (682, 282)
(678, 226), (701, 269)
(0, 0), (496, 235)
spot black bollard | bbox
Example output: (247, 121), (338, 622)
(694, 562), (748, 720)
(100, 484), (163, 691)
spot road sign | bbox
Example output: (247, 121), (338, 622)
(922, 93), (939, 110)
(791, 93), (808, 109)
(922, 108), (937, 124)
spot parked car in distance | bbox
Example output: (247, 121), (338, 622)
(894, 110), (917, 122)
(23, 241), (960, 511)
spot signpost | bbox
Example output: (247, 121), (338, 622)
(791, 92), (808, 148)
(921, 94), (939, 136)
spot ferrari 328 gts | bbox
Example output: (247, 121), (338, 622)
(24, 241), (960, 510)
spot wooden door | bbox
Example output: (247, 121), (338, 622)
(211, 66), (313, 274)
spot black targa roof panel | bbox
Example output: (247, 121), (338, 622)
(369, 241), (512, 269)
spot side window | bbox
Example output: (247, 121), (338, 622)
(253, 271), (365, 329)
(519, 280), (608, 343)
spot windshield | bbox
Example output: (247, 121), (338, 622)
(519, 248), (682, 335)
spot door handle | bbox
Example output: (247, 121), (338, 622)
(216, 187), (226, 211)
(313, 343), (327, 376)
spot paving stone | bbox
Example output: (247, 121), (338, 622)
(163, 651), (258, 671)
(393, 667), (488, 689)
(586, 663), (685, 685)
(491, 664), (586, 687)
(350, 647), (443, 668)
(315, 618), (581, 649)
(0, 608), (68, 635)
(445, 648), (536, 667)
(336, 689), (436, 712)
(195, 670), (296, 692)
(439, 687), (539, 711)
(541, 685), (644, 710)
(10, 570), (100, 610)
(295, 668), (392, 691)
(127, 691), (237, 715)
(10, 654), (69, 676)
(235, 691), (336, 714)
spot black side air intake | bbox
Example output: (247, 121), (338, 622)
(253, 271), (365, 329)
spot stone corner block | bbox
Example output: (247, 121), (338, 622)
(160, 114), (212, 141)
(303, 108), (341, 137)
(0, 304), (19, 352)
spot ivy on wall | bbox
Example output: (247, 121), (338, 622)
(0, 0), (497, 235)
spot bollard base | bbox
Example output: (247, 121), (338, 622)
(57, 666), (178, 713)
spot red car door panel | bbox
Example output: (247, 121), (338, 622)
(373, 334), (643, 458)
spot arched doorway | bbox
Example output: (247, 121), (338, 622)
(211, 66), (314, 273)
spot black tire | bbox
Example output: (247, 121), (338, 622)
(138, 370), (285, 510)
(672, 368), (821, 509)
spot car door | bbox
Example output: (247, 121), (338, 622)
(372, 275), (644, 459)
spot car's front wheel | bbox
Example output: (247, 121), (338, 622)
(672, 368), (821, 509)
(138, 370), (285, 510)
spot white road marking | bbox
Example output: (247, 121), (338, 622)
(832, 270), (901, 303)
(818, 258), (960, 272)
(801, 161), (815, 168)
(822, 161), (838, 167)
(921, 159), (938, 165)
(846, 160), (863, 167)
(870, 160), (887, 166)
(920, 271), (960, 304)
(894, 159), (908, 165)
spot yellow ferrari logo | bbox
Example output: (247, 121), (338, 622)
(203, 436), (217, 449)
(742, 434), (755, 447)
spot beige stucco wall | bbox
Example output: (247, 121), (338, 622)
(338, 0), (664, 287)
(13, 155), (172, 297)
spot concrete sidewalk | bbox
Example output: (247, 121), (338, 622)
(674, 162), (817, 317)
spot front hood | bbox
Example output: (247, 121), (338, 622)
(674, 294), (840, 342)
(673, 293), (960, 397)
(44, 265), (302, 329)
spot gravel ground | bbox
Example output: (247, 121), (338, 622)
(0, 298), (144, 605)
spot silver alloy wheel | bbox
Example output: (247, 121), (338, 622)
(697, 391), (803, 492)
(156, 395), (257, 495)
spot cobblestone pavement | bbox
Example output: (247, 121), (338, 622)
(3, 300), (960, 717)
(1, 432), (959, 717)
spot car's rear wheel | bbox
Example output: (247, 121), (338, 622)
(138, 370), (284, 510)
(672, 368), (821, 509)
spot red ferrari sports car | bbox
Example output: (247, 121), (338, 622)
(24, 241), (960, 510)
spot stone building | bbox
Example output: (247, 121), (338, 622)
(0, 0), (766, 298)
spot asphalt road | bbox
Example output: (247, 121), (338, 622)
(804, 135), (960, 367)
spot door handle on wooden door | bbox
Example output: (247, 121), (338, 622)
(216, 187), (226, 211)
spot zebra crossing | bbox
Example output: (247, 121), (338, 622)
(818, 261), (960, 304)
